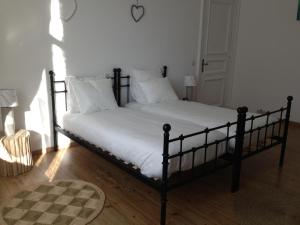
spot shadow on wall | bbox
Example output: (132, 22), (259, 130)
(25, 70), (51, 152)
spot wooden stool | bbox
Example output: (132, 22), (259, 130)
(0, 130), (33, 177)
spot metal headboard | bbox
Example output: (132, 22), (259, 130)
(49, 69), (122, 110)
(49, 65), (167, 128)
(162, 65), (168, 78)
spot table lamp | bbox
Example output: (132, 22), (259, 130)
(0, 89), (18, 136)
(184, 76), (197, 100)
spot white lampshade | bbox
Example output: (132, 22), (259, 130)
(0, 89), (18, 107)
(184, 76), (196, 87)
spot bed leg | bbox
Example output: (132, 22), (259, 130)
(160, 124), (171, 225)
(279, 144), (286, 168)
(279, 96), (293, 167)
(53, 128), (58, 151)
(231, 107), (247, 193)
(160, 188), (167, 225)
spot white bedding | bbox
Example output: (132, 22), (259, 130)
(126, 100), (277, 146)
(63, 108), (226, 178)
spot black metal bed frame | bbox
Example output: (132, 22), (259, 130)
(49, 68), (293, 225)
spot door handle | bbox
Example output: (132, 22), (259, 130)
(201, 59), (208, 72)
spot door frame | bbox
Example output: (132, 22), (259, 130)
(195, 0), (241, 107)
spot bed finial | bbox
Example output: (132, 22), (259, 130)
(237, 106), (248, 114)
(117, 68), (122, 106)
(163, 123), (171, 132)
(287, 96), (293, 102)
(113, 68), (119, 75)
(49, 70), (55, 76)
(162, 66), (168, 78)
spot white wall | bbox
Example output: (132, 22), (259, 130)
(232, 0), (300, 122)
(0, 0), (202, 150)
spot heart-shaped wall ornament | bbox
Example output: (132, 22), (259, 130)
(131, 3), (145, 23)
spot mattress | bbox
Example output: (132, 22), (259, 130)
(62, 108), (226, 179)
(126, 100), (278, 148)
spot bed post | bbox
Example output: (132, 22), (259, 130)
(231, 106), (248, 193)
(113, 68), (121, 106)
(117, 68), (121, 106)
(161, 124), (171, 225)
(162, 66), (168, 77)
(279, 96), (293, 167)
(113, 68), (118, 104)
(49, 71), (58, 151)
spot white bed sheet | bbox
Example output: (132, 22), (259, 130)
(63, 108), (226, 179)
(126, 100), (277, 146)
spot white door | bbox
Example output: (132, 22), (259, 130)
(197, 0), (238, 106)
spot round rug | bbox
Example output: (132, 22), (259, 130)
(0, 179), (105, 225)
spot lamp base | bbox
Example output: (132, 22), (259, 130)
(185, 87), (194, 101)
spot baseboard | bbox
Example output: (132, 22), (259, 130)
(31, 142), (79, 156)
(31, 147), (54, 156)
(290, 122), (300, 128)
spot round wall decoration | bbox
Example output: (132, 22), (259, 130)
(60, 0), (78, 22)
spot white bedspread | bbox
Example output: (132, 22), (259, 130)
(126, 100), (275, 138)
(63, 108), (226, 178)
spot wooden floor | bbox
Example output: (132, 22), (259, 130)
(1, 125), (300, 225)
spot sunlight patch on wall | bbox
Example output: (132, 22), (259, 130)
(52, 44), (67, 78)
(25, 70), (51, 154)
(50, 0), (64, 41)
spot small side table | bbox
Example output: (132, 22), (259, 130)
(0, 130), (33, 177)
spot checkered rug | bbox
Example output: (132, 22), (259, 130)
(0, 180), (105, 225)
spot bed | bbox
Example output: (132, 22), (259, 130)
(63, 109), (226, 178)
(49, 68), (293, 225)
(124, 66), (288, 150)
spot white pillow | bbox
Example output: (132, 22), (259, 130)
(66, 75), (106, 113)
(138, 77), (179, 104)
(65, 77), (80, 113)
(70, 79), (117, 114)
(89, 79), (118, 110)
(130, 69), (161, 104)
(71, 80), (101, 114)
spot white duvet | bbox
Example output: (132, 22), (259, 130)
(126, 100), (276, 142)
(63, 108), (226, 178)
